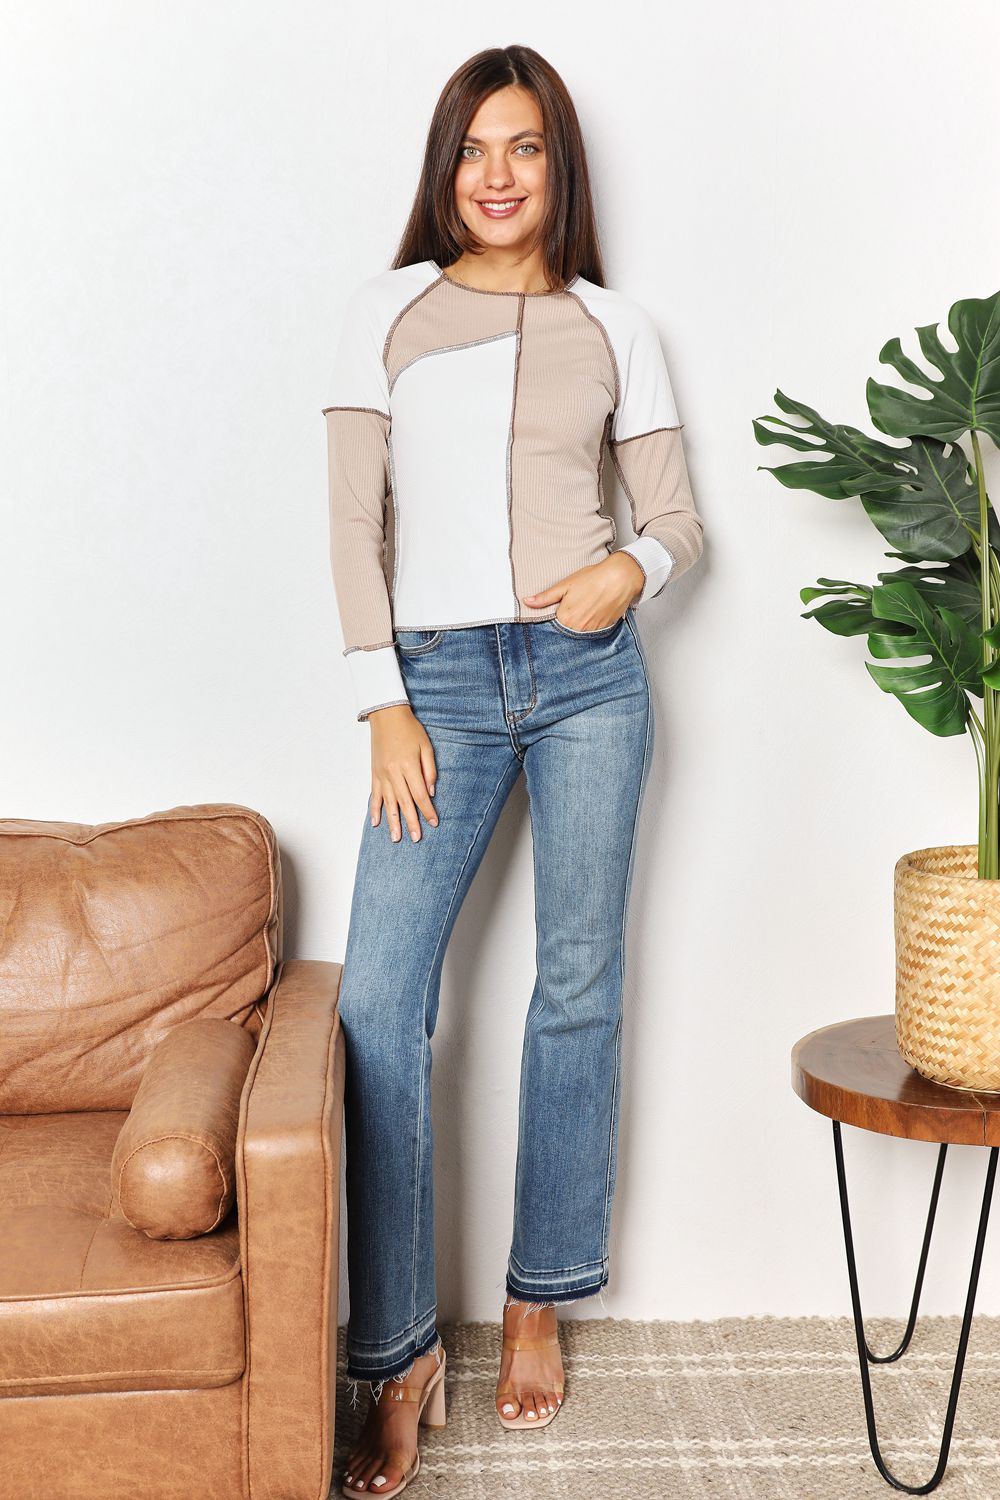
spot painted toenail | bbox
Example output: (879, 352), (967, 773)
(527, 1409), (536, 1419)
(372, 1480), (386, 1489)
(502, 1403), (515, 1414)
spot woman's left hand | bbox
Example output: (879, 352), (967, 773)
(523, 553), (645, 631)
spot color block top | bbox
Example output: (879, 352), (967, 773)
(323, 259), (704, 721)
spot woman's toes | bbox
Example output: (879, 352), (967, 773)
(352, 1452), (396, 1492)
(373, 1455), (406, 1492)
(523, 1391), (540, 1421)
(498, 1393), (521, 1419)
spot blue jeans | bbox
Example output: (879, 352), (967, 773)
(338, 607), (654, 1392)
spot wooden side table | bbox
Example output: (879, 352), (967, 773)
(792, 1015), (1000, 1495)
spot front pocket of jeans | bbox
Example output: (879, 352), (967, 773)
(394, 629), (445, 656)
(550, 615), (625, 640)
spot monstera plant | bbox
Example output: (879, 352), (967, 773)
(755, 291), (1000, 1090)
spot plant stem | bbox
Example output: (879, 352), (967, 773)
(970, 712), (988, 874)
(972, 429), (998, 878)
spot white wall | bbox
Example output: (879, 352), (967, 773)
(4, 0), (1000, 1326)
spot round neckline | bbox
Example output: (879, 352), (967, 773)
(430, 259), (579, 297)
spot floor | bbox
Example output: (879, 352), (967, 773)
(332, 1315), (1000, 1498)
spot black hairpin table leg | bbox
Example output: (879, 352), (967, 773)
(832, 1118), (999, 1494)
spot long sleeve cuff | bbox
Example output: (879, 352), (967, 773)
(616, 536), (676, 604)
(345, 645), (410, 723)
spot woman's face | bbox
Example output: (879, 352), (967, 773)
(453, 86), (547, 256)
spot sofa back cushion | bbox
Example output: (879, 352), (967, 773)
(0, 804), (280, 1113)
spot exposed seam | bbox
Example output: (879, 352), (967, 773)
(321, 403), (390, 420)
(358, 698), (409, 722)
(390, 612), (560, 630)
(432, 261), (581, 298)
(596, 408), (617, 546)
(505, 297), (525, 613)
(608, 442), (639, 535)
(388, 419), (402, 602)
(381, 278), (442, 368)
(344, 641), (396, 655)
(610, 424), (684, 446)
(388, 331), (518, 394)
(379, 285), (445, 608)
(565, 291), (620, 416)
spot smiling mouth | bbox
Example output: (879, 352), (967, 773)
(476, 198), (527, 218)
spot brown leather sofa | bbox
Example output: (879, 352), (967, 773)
(0, 803), (345, 1500)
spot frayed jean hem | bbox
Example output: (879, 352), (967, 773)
(345, 1323), (442, 1410)
(505, 1269), (610, 1308)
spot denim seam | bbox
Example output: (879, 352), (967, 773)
(603, 611), (652, 1259)
(508, 1250), (607, 1278)
(493, 626), (524, 758)
(508, 622), (538, 723)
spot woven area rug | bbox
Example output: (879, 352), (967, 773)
(333, 1315), (1000, 1498)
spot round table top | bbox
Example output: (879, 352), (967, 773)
(792, 1015), (1000, 1145)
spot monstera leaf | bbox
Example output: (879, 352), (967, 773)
(800, 578), (904, 637)
(799, 553), (984, 639)
(755, 394), (982, 559)
(865, 579), (982, 736)
(876, 550), (984, 630)
(867, 291), (1000, 444)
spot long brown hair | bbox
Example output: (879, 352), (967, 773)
(392, 46), (606, 291)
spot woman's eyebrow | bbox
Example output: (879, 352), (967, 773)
(462, 130), (544, 145)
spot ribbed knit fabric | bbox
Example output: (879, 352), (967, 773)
(323, 259), (705, 720)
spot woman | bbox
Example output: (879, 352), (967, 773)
(324, 43), (704, 1497)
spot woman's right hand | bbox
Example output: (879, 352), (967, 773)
(368, 704), (439, 842)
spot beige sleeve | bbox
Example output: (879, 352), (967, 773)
(608, 426), (705, 600)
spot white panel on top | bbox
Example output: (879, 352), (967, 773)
(388, 332), (520, 627)
(324, 261), (441, 416)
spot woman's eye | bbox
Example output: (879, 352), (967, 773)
(458, 143), (541, 161)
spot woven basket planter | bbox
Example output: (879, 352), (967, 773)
(895, 845), (1000, 1092)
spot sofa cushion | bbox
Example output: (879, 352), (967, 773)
(0, 1111), (245, 1398)
(112, 1018), (256, 1240)
(0, 803), (280, 1112)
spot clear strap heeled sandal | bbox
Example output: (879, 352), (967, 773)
(342, 1346), (447, 1498)
(496, 1329), (565, 1430)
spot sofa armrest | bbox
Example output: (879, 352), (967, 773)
(236, 958), (345, 1500)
